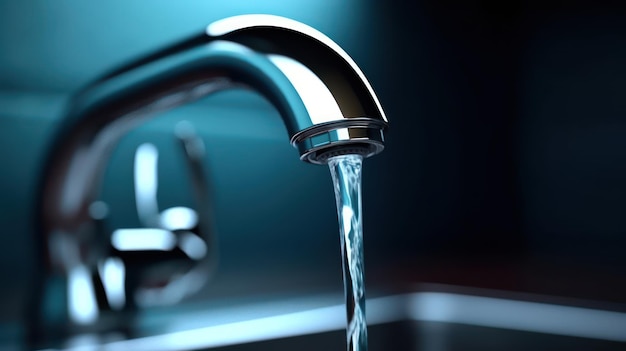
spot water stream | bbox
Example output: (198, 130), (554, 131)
(328, 154), (368, 351)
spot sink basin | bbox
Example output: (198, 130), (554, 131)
(30, 285), (626, 351)
(214, 321), (624, 351)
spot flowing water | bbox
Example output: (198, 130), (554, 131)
(328, 154), (368, 351)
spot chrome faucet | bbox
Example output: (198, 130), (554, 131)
(28, 14), (387, 349)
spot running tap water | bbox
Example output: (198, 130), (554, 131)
(329, 155), (368, 351)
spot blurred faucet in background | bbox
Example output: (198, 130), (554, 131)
(29, 14), (388, 349)
(124, 121), (218, 307)
(52, 120), (217, 337)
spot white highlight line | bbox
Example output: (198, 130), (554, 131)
(44, 291), (626, 351)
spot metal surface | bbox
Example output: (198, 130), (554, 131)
(29, 14), (388, 349)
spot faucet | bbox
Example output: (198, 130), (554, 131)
(28, 14), (388, 349)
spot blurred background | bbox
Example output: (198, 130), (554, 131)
(1, 0), (626, 349)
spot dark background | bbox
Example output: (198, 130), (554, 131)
(1, 0), (626, 333)
(364, 0), (626, 303)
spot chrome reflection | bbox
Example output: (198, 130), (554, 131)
(134, 143), (202, 232)
(205, 14), (387, 124)
(67, 266), (99, 325)
(159, 207), (198, 231)
(134, 143), (160, 228)
(178, 232), (207, 260)
(267, 54), (344, 125)
(111, 228), (177, 251)
(98, 257), (126, 311)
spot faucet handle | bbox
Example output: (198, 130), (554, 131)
(137, 121), (218, 306)
(99, 121), (217, 310)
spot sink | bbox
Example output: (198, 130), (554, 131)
(25, 285), (625, 351)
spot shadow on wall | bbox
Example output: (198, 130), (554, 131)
(364, 0), (626, 303)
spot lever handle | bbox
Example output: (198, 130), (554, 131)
(99, 121), (217, 310)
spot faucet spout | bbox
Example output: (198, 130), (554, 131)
(31, 14), (387, 348)
(94, 14), (388, 162)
